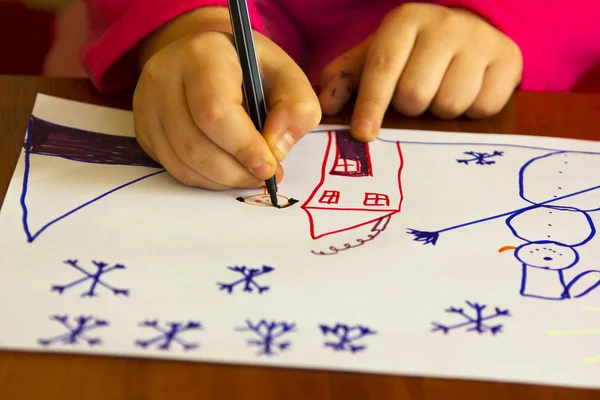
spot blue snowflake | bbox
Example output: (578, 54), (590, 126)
(431, 301), (511, 335)
(38, 315), (108, 347)
(51, 259), (129, 297)
(457, 150), (504, 165)
(236, 319), (295, 356)
(319, 323), (377, 353)
(217, 265), (274, 294)
(135, 320), (202, 351)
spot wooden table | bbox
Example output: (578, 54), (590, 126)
(1, 76), (599, 399)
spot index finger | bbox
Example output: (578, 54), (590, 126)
(351, 15), (418, 141)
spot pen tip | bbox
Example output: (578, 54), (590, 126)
(265, 179), (278, 207)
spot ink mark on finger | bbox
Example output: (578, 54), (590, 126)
(340, 70), (352, 79)
(331, 88), (337, 97)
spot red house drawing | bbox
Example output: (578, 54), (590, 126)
(301, 130), (404, 239)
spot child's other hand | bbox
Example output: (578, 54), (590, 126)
(318, 3), (523, 141)
(133, 9), (320, 190)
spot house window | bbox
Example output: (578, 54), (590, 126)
(319, 190), (340, 204)
(363, 192), (389, 207)
(329, 130), (372, 177)
(333, 158), (360, 173)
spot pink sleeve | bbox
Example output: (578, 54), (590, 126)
(435, 0), (600, 91)
(81, 0), (265, 93)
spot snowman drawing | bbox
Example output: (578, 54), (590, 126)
(408, 150), (600, 301)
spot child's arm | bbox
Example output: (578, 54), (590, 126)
(81, 0), (266, 92)
(435, 0), (600, 91)
(2, 0), (72, 11)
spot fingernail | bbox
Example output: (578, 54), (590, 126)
(276, 133), (294, 158)
(252, 163), (270, 178)
(355, 119), (372, 136)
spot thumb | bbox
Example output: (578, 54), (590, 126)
(318, 38), (371, 115)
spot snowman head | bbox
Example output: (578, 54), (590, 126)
(514, 241), (579, 270)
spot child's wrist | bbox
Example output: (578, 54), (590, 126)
(136, 6), (233, 70)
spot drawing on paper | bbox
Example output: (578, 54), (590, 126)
(311, 215), (391, 255)
(51, 259), (129, 297)
(38, 315), (108, 347)
(217, 265), (274, 294)
(20, 116), (165, 243)
(236, 319), (295, 356)
(302, 130), (403, 251)
(408, 151), (600, 300)
(319, 323), (377, 353)
(548, 306), (600, 364)
(135, 320), (202, 351)
(236, 186), (299, 208)
(456, 150), (504, 165)
(431, 301), (511, 335)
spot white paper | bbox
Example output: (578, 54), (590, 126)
(1, 94), (600, 389)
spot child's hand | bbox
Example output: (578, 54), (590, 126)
(133, 9), (321, 190)
(318, 3), (523, 141)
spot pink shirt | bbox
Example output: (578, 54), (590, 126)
(81, 0), (600, 93)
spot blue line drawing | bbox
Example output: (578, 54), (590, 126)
(135, 320), (202, 351)
(38, 315), (108, 347)
(20, 118), (599, 248)
(51, 259), (129, 297)
(217, 265), (274, 294)
(319, 323), (377, 353)
(431, 301), (510, 335)
(19, 116), (165, 243)
(456, 150), (503, 165)
(407, 150), (600, 301)
(310, 128), (600, 154)
(236, 319), (296, 356)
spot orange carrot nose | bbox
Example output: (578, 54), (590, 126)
(498, 245), (517, 253)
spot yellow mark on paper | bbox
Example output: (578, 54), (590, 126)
(584, 355), (600, 364)
(552, 307), (600, 365)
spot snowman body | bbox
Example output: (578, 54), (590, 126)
(507, 151), (600, 300)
